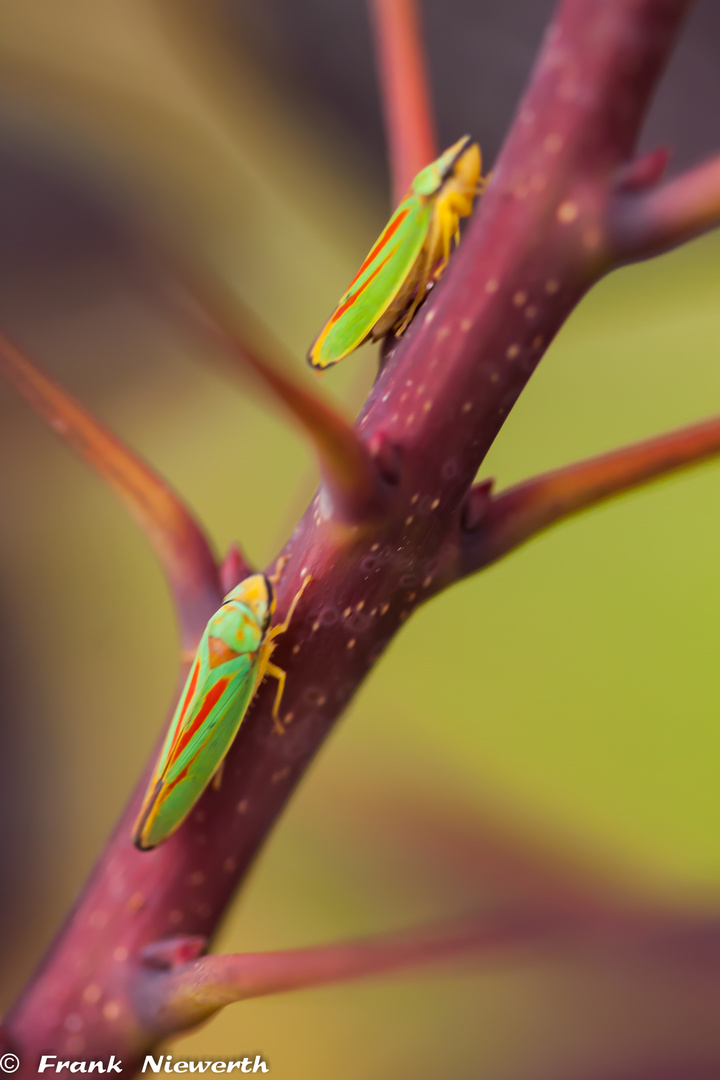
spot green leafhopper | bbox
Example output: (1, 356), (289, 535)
(133, 573), (310, 850)
(308, 136), (483, 369)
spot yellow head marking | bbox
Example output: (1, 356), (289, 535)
(223, 573), (275, 631)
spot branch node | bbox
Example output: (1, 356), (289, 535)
(609, 153), (720, 262)
(613, 147), (670, 192)
(219, 542), (254, 594)
(461, 479), (495, 532)
(141, 936), (208, 971)
(369, 431), (402, 485)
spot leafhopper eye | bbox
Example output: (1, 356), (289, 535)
(264, 576), (275, 625)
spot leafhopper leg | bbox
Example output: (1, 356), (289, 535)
(267, 574), (312, 641)
(265, 662), (287, 734)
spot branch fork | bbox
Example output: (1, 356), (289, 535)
(609, 152), (720, 262)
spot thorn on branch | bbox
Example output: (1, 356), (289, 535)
(169, 267), (384, 524)
(136, 910), (559, 1036)
(451, 415), (720, 580)
(219, 542), (254, 594)
(136, 896), (720, 1039)
(369, 0), (437, 205)
(0, 334), (222, 651)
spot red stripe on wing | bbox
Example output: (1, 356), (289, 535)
(164, 762), (191, 796)
(163, 655), (201, 754)
(346, 208), (410, 291)
(328, 246), (398, 326)
(172, 675), (232, 761)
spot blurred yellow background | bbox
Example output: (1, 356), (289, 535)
(0, 2), (717, 1076)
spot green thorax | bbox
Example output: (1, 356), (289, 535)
(411, 135), (472, 197)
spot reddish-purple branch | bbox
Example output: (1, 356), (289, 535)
(3, 0), (717, 1071)
(369, 0), (438, 204)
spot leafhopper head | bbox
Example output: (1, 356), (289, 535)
(222, 573), (275, 632)
(411, 135), (477, 196)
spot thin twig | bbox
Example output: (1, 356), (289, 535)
(369, 0), (437, 205)
(171, 267), (384, 523)
(450, 415), (720, 580)
(0, 333), (221, 650)
(138, 910), (559, 1035)
(138, 903), (720, 1036)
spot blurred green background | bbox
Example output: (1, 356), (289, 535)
(0, 2), (717, 1076)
